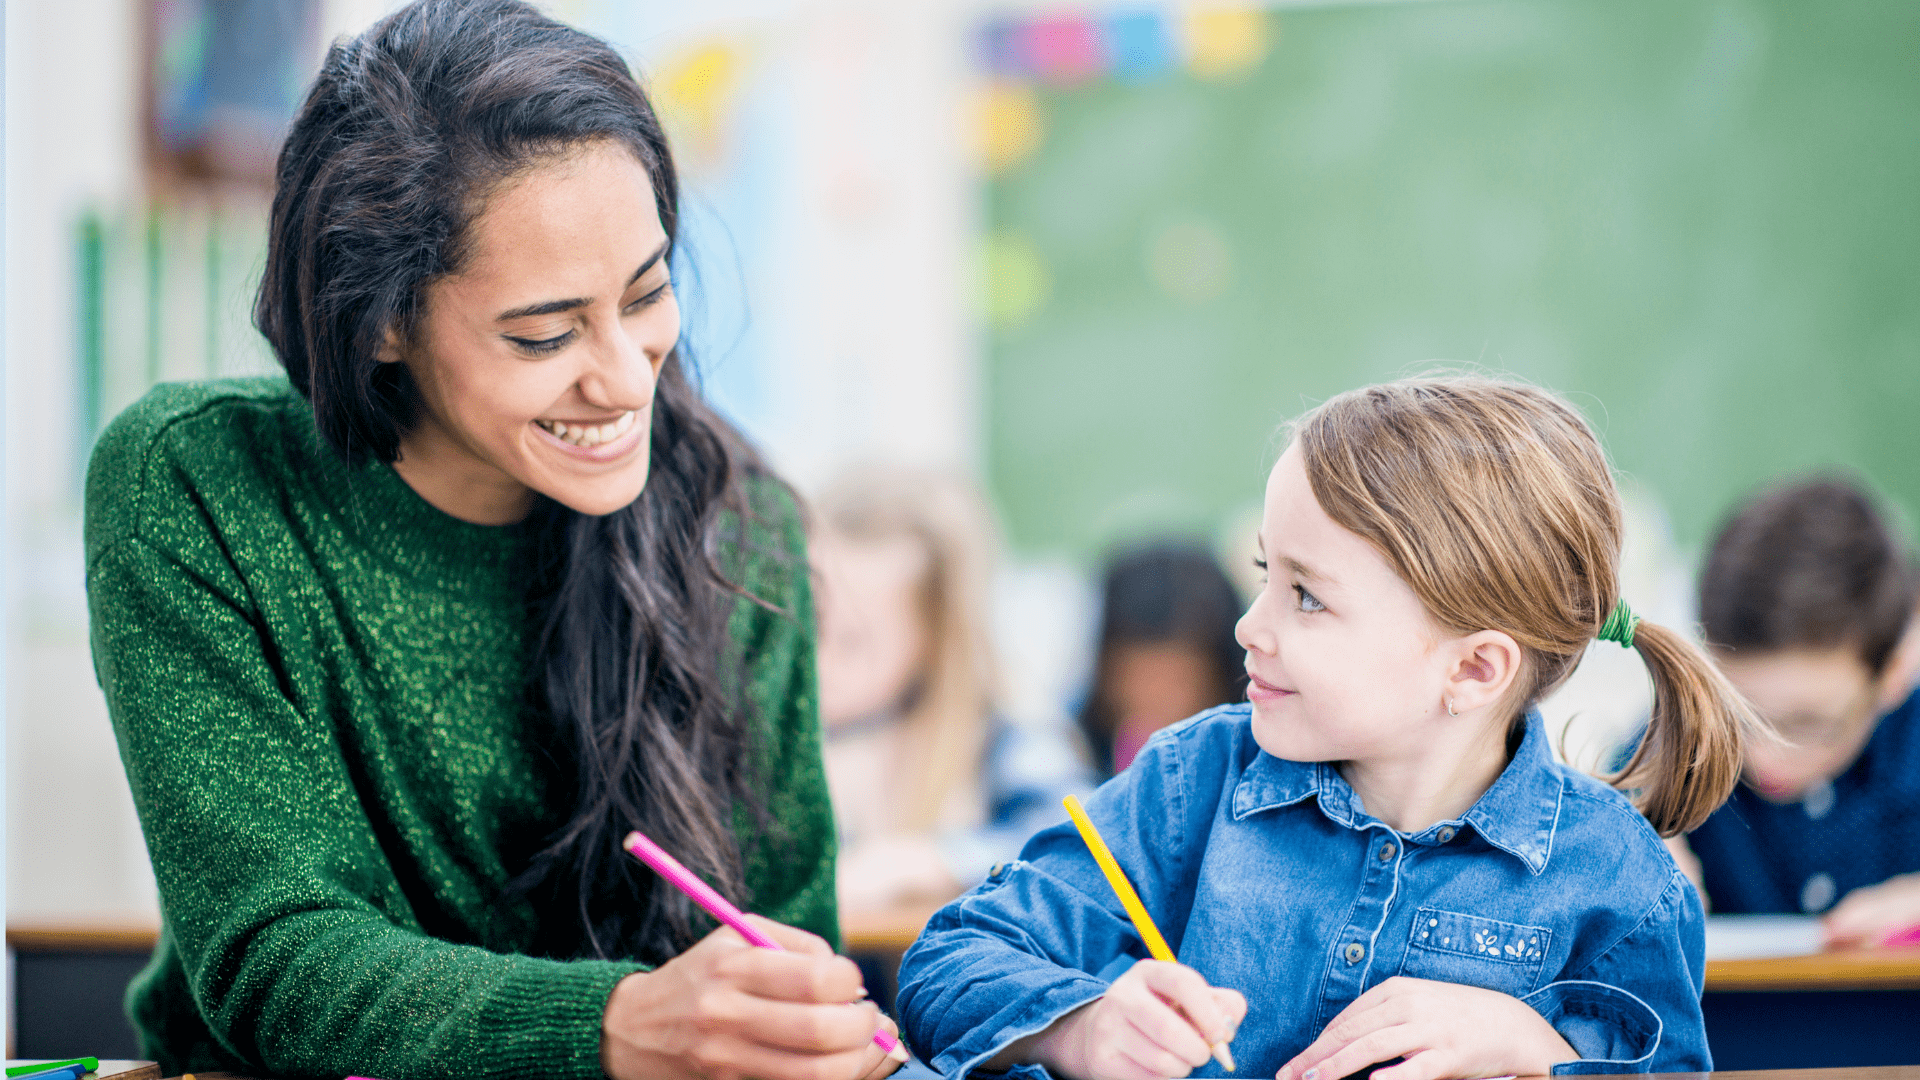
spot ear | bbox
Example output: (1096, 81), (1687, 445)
(1872, 603), (1920, 714)
(1442, 629), (1524, 717)
(375, 324), (406, 365)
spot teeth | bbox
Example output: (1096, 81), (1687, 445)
(537, 411), (636, 448)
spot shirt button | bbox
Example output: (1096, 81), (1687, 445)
(1344, 942), (1366, 963)
(1801, 872), (1837, 913)
(1437, 826), (1456, 843)
(1378, 843), (1396, 861)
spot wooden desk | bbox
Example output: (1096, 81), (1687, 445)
(1706, 948), (1920, 991)
(1654, 1072), (1920, 1080)
(841, 903), (943, 954)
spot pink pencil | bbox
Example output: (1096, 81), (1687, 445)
(621, 829), (906, 1059)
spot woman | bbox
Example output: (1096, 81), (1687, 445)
(809, 465), (1092, 913)
(85, 3), (901, 1078)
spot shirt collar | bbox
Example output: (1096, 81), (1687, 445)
(1230, 711), (1565, 875)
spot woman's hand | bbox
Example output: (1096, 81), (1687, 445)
(600, 914), (907, 1080)
(1278, 976), (1576, 1080)
(1824, 872), (1920, 949)
(1004, 959), (1244, 1080)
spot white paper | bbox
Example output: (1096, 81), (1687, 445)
(1703, 914), (1824, 960)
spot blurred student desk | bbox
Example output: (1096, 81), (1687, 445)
(1701, 917), (1920, 1070)
(15, 915), (1920, 1071)
(8, 910), (948, 1062)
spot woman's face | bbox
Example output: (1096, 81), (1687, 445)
(386, 140), (680, 524)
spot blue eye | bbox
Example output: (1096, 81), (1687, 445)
(1294, 584), (1324, 613)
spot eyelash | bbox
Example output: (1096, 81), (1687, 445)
(508, 331), (574, 356)
(505, 282), (673, 356)
(1256, 558), (1325, 613)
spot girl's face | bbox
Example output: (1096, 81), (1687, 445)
(1235, 444), (1476, 763)
(386, 141), (679, 524)
(813, 528), (932, 729)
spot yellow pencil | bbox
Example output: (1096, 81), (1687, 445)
(1063, 794), (1237, 1072)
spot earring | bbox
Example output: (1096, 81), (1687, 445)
(1446, 698), (1457, 717)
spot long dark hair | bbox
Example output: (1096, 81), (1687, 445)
(256, 0), (777, 963)
(1077, 540), (1248, 777)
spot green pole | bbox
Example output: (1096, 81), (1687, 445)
(206, 210), (221, 377)
(146, 206), (162, 388)
(76, 211), (105, 454)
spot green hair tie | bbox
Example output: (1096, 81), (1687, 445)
(1598, 598), (1640, 649)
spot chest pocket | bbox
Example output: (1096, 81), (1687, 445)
(1398, 907), (1553, 998)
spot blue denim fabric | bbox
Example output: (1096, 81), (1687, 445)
(896, 704), (1709, 1079)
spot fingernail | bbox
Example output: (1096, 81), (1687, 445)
(1304, 1069), (1319, 1079)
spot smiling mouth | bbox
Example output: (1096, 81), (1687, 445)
(1247, 672), (1295, 696)
(534, 411), (637, 448)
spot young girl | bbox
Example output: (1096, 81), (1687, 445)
(896, 377), (1756, 1080)
(811, 464), (1093, 913)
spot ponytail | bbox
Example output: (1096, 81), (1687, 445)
(1606, 618), (1764, 836)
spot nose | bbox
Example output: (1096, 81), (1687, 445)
(1234, 592), (1274, 658)
(576, 318), (664, 413)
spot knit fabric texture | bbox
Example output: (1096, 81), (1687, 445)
(85, 377), (837, 1080)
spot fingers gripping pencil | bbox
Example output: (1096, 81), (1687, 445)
(622, 829), (909, 1061)
(1064, 794), (1238, 1072)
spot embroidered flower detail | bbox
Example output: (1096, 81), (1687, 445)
(1473, 929), (1499, 955)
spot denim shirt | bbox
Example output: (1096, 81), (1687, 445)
(896, 704), (1709, 1079)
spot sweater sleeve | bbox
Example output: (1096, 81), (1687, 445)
(90, 531), (642, 1080)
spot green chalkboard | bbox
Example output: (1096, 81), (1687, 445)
(985, 0), (1920, 559)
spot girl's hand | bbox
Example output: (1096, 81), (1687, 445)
(1024, 959), (1246, 1080)
(600, 914), (907, 1080)
(1824, 872), (1920, 949)
(1278, 976), (1576, 1080)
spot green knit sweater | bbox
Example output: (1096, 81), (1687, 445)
(85, 377), (838, 1080)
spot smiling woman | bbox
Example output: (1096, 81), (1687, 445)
(84, 3), (901, 1080)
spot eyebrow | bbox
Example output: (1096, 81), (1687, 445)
(494, 240), (670, 322)
(1281, 556), (1328, 585)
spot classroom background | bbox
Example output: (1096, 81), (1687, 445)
(5, 0), (1917, 1063)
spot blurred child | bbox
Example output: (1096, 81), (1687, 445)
(811, 464), (1094, 914)
(898, 377), (1756, 1080)
(1078, 542), (1248, 778)
(1685, 476), (1920, 945)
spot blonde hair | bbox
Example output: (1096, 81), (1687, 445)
(813, 465), (1000, 832)
(1294, 376), (1760, 836)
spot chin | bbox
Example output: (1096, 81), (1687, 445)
(1249, 699), (1331, 762)
(541, 466), (652, 517)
